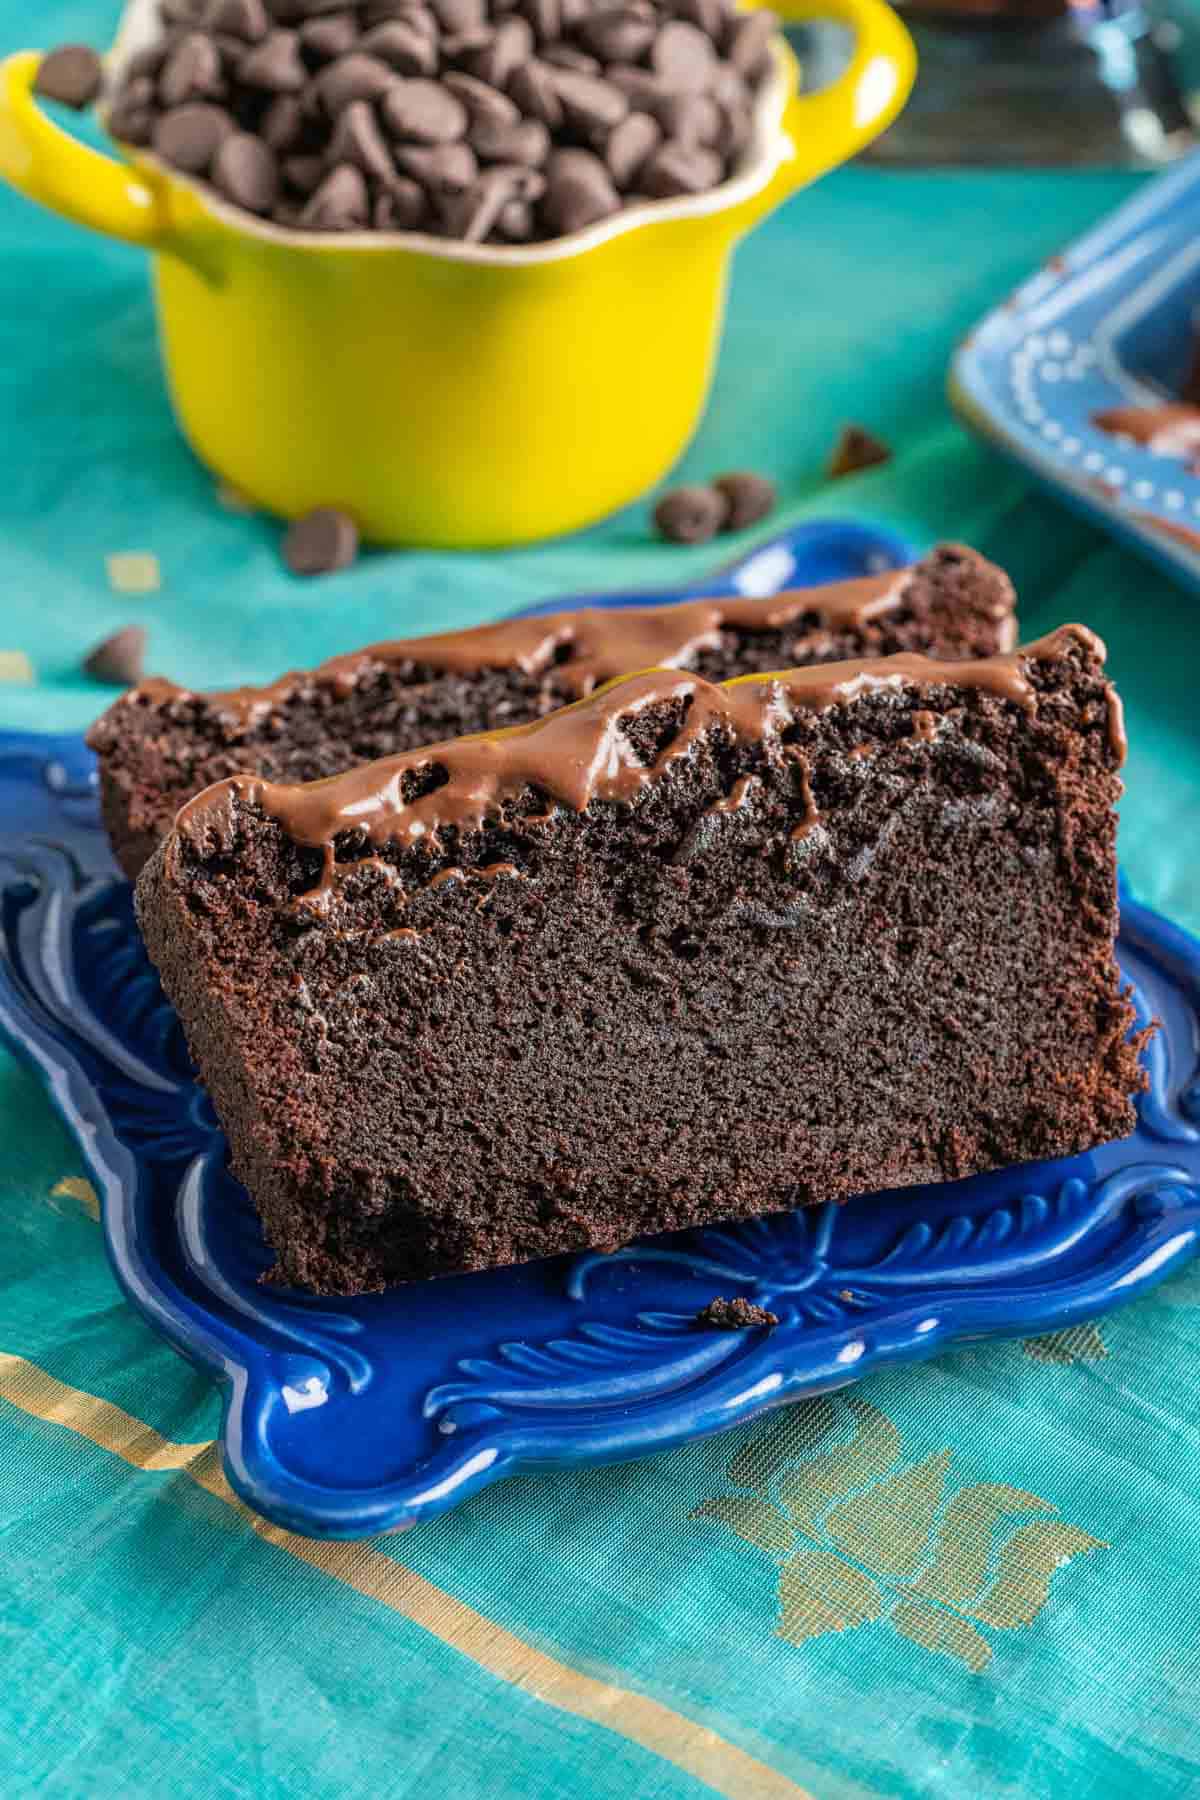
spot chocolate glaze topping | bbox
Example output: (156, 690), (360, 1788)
(136, 558), (1013, 724)
(176, 625), (1116, 867)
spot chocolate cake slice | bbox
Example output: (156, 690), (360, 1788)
(137, 623), (1144, 1296)
(89, 543), (1015, 879)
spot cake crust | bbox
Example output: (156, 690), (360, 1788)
(90, 544), (1016, 879)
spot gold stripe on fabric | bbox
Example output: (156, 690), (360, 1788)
(0, 1353), (811, 1800)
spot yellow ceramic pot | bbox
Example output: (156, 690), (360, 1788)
(0, 3), (913, 547)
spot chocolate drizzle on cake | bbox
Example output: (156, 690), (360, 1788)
(178, 624), (1119, 868)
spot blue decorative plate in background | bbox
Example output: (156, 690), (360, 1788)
(1, 518), (1198, 1540)
(951, 150), (1200, 589)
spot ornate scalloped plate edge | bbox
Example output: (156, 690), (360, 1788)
(950, 148), (1200, 590)
(0, 532), (1196, 1537)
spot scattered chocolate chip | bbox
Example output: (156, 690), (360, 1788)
(541, 147), (620, 234)
(655, 92), (720, 147)
(444, 70), (519, 128)
(524, 0), (562, 43)
(546, 67), (628, 132)
(440, 164), (541, 240)
(153, 102), (234, 172)
(653, 483), (725, 544)
(606, 62), (669, 107)
(828, 424), (893, 478)
(84, 625), (147, 687)
(651, 20), (715, 93)
(675, 0), (723, 35)
(381, 78), (468, 142)
(541, 42), (599, 73)
(108, 92), (156, 145)
(237, 29), (307, 91)
(431, 0), (486, 27)
(713, 469), (775, 530)
(395, 138), (477, 189)
(695, 1296), (779, 1330)
(211, 131), (279, 212)
(603, 111), (659, 186)
(315, 53), (399, 113)
(329, 99), (397, 178)
(640, 141), (722, 198)
(35, 45), (105, 109)
(283, 506), (360, 574)
(302, 162), (370, 227)
(495, 195), (534, 239)
(161, 33), (225, 107)
(360, 19), (438, 75)
(207, 0), (269, 40)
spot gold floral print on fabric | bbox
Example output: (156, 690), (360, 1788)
(692, 1396), (1105, 1673)
(1022, 1324), (1109, 1364)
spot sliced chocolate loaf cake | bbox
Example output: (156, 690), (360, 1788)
(90, 543), (1015, 879)
(137, 623), (1144, 1296)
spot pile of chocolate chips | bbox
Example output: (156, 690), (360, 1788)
(107, 0), (779, 244)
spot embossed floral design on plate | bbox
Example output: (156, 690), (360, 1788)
(1, 521), (1199, 1537)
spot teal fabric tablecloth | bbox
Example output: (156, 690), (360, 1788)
(4, 8), (1200, 1798)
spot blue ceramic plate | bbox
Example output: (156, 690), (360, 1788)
(1, 519), (1198, 1540)
(951, 150), (1200, 588)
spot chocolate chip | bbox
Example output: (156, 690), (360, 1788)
(373, 178), (428, 228)
(472, 118), (549, 166)
(655, 92), (720, 146)
(675, 0), (725, 36)
(439, 164), (542, 240)
(547, 68), (628, 132)
(153, 102), (235, 172)
(441, 74), (511, 133)
(83, 625), (147, 687)
(282, 152), (326, 192)
(329, 99), (397, 178)
(441, 28), (493, 57)
(211, 131), (279, 211)
(395, 139), (477, 189)
(715, 98), (751, 158)
(35, 46), (105, 109)
(540, 44), (599, 73)
(828, 425), (892, 478)
(108, 87), (156, 145)
(541, 148), (619, 234)
(495, 196), (534, 239)
(603, 110), (659, 186)
(651, 21), (716, 94)
(724, 10), (777, 76)
(653, 484), (725, 544)
(298, 13), (359, 59)
(283, 507), (359, 574)
(508, 62), (563, 129)
(206, 0), (269, 40)
(238, 29), (307, 91)
(466, 17), (534, 88)
(124, 44), (171, 82)
(577, 9), (655, 63)
(522, 0), (561, 43)
(315, 53), (399, 113)
(160, 33), (225, 107)
(606, 63), (670, 107)
(261, 92), (306, 150)
(713, 470), (775, 530)
(359, 20), (438, 76)
(430, 0), (486, 26)
(301, 162), (370, 227)
(640, 141), (722, 197)
(381, 79), (468, 143)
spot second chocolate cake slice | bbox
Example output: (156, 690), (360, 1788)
(137, 624), (1144, 1296)
(89, 543), (1014, 879)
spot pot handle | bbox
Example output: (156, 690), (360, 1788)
(737, 0), (916, 227)
(0, 51), (173, 247)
